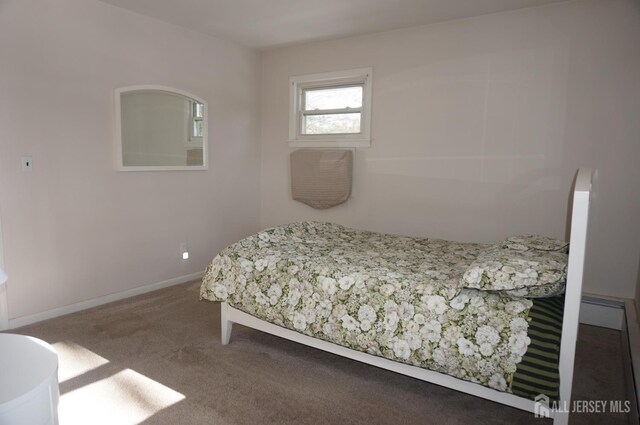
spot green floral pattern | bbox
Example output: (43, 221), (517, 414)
(501, 235), (569, 253)
(502, 280), (566, 298)
(200, 222), (534, 393)
(462, 247), (568, 293)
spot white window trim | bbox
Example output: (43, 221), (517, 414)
(289, 67), (372, 148)
(185, 100), (204, 149)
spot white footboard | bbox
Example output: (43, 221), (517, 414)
(553, 167), (592, 425)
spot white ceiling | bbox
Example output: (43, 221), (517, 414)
(98, 0), (566, 50)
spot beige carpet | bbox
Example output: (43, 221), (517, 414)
(11, 281), (632, 425)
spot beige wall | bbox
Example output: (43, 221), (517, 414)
(1, 0), (639, 321)
(260, 0), (640, 299)
(0, 0), (262, 319)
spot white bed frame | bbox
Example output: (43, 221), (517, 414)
(220, 168), (593, 425)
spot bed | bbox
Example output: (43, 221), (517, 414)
(200, 168), (592, 425)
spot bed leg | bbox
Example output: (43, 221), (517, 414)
(220, 302), (233, 345)
(553, 411), (568, 425)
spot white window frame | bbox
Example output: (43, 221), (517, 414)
(289, 67), (372, 148)
(185, 100), (204, 149)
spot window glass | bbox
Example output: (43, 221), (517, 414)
(304, 86), (363, 111)
(304, 113), (361, 134)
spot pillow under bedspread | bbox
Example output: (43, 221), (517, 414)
(462, 246), (568, 297)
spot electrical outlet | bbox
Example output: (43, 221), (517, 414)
(180, 243), (189, 260)
(21, 156), (33, 172)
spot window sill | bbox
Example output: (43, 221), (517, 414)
(184, 141), (203, 149)
(289, 139), (370, 148)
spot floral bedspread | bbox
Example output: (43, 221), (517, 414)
(200, 222), (532, 392)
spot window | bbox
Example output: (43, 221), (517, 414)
(190, 101), (204, 141)
(289, 68), (372, 148)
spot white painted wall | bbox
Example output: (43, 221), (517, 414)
(260, 0), (640, 299)
(1, 0), (638, 322)
(0, 0), (261, 319)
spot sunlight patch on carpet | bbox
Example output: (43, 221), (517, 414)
(53, 341), (110, 382)
(59, 368), (185, 425)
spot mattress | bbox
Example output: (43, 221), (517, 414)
(200, 222), (562, 399)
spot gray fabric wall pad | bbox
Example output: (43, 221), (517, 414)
(290, 149), (353, 209)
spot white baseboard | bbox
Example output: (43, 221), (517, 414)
(7, 271), (203, 330)
(579, 296), (625, 330)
